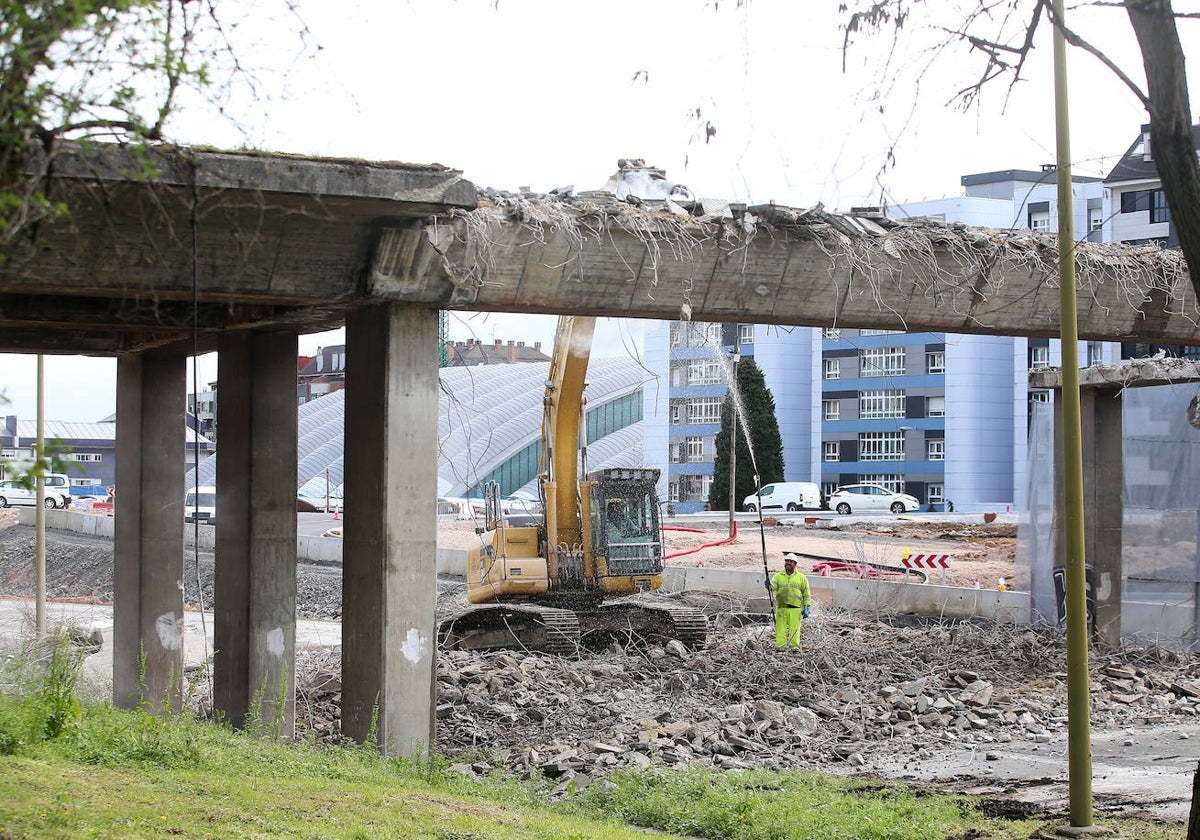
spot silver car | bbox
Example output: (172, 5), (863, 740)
(828, 483), (920, 515)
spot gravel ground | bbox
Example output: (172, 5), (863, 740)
(3, 518), (1198, 824)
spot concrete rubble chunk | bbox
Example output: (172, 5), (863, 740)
(960, 681), (994, 708)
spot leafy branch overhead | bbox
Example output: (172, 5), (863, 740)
(0, 0), (314, 260)
(840, 0), (1200, 303)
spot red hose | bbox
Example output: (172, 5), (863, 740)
(663, 520), (738, 560)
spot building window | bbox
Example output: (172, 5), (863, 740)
(1121, 190), (1151, 214)
(685, 436), (705, 463)
(1030, 390), (1050, 403)
(823, 358), (840, 380)
(823, 441), (840, 462)
(689, 397), (722, 424)
(822, 327), (841, 340)
(860, 389), (905, 419)
(681, 475), (705, 502)
(686, 359), (723, 386)
(1086, 341), (1104, 366)
(927, 439), (945, 461)
(669, 443), (684, 464)
(823, 399), (840, 421)
(1030, 211), (1050, 232)
(1088, 209), (1104, 233)
(822, 482), (839, 498)
(668, 482), (680, 502)
(738, 324), (754, 344)
(926, 395), (946, 417)
(859, 329), (902, 336)
(859, 431), (905, 461)
(67, 453), (103, 463)
(1151, 189), (1171, 224)
(860, 346), (905, 377)
(71, 477), (102, 487)
(927, 484), (944, 504)
(671, 321), (722, 350)
(670, 403), (683, 424)
(1030, 346), (1050, 369)
(860, 473), (902, 493)
(925, 351), (945, 374)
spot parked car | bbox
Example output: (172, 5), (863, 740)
(828, 483), (920, 515)
(0, 474), (72, 509)
(743, 481), (821, 513)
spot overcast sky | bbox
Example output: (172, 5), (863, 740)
(3, 0), (1196, 422)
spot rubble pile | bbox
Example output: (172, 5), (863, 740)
(4, 522), (1199, 796)
(291, 596), (1200, 789)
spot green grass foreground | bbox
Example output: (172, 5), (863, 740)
(0, 640), (1181, 839)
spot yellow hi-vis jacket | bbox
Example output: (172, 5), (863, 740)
(770, 569), (812, 609)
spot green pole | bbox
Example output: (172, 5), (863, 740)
(1051, 0), (1094, 827)
(35, 354), (45, 637)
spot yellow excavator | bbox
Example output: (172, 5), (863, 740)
(439, 316), (708, 654)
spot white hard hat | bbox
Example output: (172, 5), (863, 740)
(783, 553), (799, 563)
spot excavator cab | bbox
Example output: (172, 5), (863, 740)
(589, 468), (663, 588)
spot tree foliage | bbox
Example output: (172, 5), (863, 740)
(840, 0), (1200, 302)
(707, 357), (784, 512)
(0, 0), (311, 259)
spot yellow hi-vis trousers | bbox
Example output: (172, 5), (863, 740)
(775, 606), (802, 649)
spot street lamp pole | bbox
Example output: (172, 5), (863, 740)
(728, 349), (739, 538)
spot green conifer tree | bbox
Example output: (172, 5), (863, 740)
(708, 357), (784, 511)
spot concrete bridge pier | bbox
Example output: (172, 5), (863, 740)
(213, 331), (299, 733)
(1053, 385), (1124, 647)
(341, 302), (439, 756)
(114, 349), (186, 712)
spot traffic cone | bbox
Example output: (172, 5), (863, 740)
(333, 505), (340, 521)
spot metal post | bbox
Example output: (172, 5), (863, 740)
(898, 425), (912, 496)
(1052, 0), (1094, 826)
(35, 355), (45, 637)
(728, 349), (739, 537)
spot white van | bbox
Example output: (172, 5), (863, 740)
(184, 485), (216, 525)
(743, 482), (821, 513)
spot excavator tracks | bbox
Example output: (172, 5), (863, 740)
(439, 605), (581, 656)
(579, 601), (708, 650)
(438, 600), (708, 656)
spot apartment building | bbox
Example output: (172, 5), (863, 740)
(1104, 123), (1200, 362)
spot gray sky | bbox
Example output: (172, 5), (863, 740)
(3, 0), (1196, 422)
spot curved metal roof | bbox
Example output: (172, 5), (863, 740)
(186, 357), (648, 500)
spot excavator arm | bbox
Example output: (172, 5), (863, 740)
(540, 315), (596, 578)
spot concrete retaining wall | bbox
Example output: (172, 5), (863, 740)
(27, 509), (1028, 623)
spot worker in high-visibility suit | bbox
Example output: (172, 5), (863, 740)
(767, 552), (812, 650)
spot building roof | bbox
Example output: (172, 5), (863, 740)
(187, 356), (646, 498)
(445, 339), (549, 365)
(960, 168), (1100, 187)
(1105, 124), (1200, 183)
(9, 419), (211, 449)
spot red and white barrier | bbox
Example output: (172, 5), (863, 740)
(900, 554), (952, 570)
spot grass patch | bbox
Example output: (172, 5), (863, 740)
(0, 636), (1184, 839)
